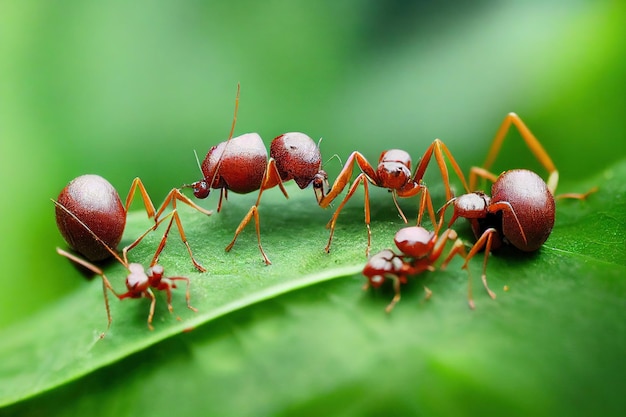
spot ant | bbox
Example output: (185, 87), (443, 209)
(186, 85), (470, 263)
(54, 199), (197, 337)
(185, 85), (328, 265)
(317, 138), (470, 256)
(362, 191), (477, 312)
(437, 112), (596, 307)
(55, 174), (212, 272)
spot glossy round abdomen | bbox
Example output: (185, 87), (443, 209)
(201, 133), (268, 194)
(55, 175), (125, 261)
(491, 169), (555, 251)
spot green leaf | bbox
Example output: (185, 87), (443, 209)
(2, 159), (625, 416)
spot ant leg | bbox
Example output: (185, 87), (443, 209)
(149, 210), (206, 272)
(169, 277), (198, 312)
(468, 167), (499, 192)
(417, 186), (439, 232)
(480, 113), (559, 193)
(385, 276), (402, 314)
(487, 201), (528, 247)
(56, 247), (119, 337)
(122, 211), (173, 265)
(225, 205), (271, 264)
(423, 286), (433, 301)
(324, 173), (371, 255)
(318, 151), (376, 208)
(143, 288), (156, 330)
(462, 228), (498, 309)
(439, 239), (468, 270)
(391, 191), (408, 224)
(217, 188), (227, 213)
(412, 139), (470, 201)
(124, 177), (157, 219)
(225, 159), (287, 265)
(154, 188), (212, 221)
(556, 186), (598, 200)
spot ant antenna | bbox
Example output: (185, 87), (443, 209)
(323, 153), (343, 169)
(193, 149), (203, 175)
(52, 199), (127, 266)
(208, 83), (241, 190)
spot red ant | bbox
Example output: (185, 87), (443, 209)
(317, 138), (470, 256)
(185, 85), (328, 264)
(186, 85), (470, 263)
(55, 174), (211, 272)
(437, 112), (596, 307)
(54, 199), (197, 337)
(362, 192), (473, 312)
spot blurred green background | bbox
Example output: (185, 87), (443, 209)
(1, 0), (624, 347)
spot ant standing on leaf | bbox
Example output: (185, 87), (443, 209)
(55, 174), (211, 272)
(362, 190), (478, 312)
(185, 84), (329, 265)
(54, 199), (197, 337)
(436, 112), (597, 308)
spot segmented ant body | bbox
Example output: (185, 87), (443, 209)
(188, 130), (328, 265)
(363, 224), (470, 313)
(55, 174), (211, 271)
(54, 200), (197, 336)
(438, 113), (595, 307)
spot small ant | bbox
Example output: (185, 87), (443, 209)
(55, 174), (211, 271)
(362, 193), (473, 312)
(54, 199), (197, 337)
(438, 112), (596, 307)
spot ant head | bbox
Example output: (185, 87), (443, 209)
(362, 249), (404, 288)
(188, 180), (211, 199)
(455, 192), (490, 217)
(394, 226), (436, 258)
(312, 170), (329, 203)
(126, 263), (149, 291)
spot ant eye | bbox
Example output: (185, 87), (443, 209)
(192, 181), (210, 199)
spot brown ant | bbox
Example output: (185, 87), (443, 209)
(438, 112), (596, 307)
(55, 174), (211, 272)
(54, 199), (197, 337)
(362, 192), (473, 312)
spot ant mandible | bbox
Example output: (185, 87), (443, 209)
(438, 112), (596, 307)
(362, 191), (475, 312)
(185, 85), (328, 265)
(54, 199), (197, 337)
(55, 174), (212, 271)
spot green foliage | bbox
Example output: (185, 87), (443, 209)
(1, 0), (625, 416)
(2, 160), (626, 416)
